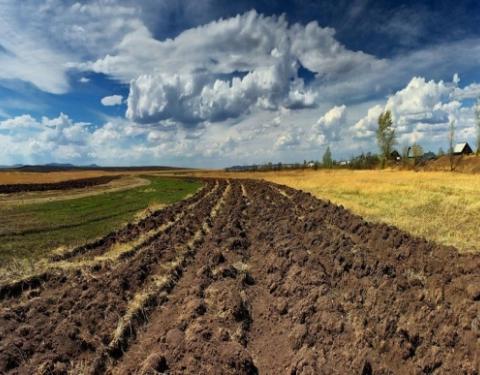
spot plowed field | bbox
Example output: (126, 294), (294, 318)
(1, 179), (479, 374)
(0, 176), (120, 194)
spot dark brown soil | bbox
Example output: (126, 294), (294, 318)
(0, 179), (479, 374)
(0, 176), (120, 194)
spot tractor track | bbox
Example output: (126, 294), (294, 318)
(0, 179), (479, 374)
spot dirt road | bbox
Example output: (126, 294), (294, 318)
(0, 179), (479, 374)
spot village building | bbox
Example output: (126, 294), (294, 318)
(453, 142), (473, 155)
(390, 150), (401, 161)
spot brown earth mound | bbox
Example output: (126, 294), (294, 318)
(424, 154), (480, 173)
(0, 179), (479, 374)
(0, 175), (120, 194)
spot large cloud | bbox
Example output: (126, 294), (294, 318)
(118, 10), (480, 129)
(81, 10), (380, 81)
(0, 0), (147, 93)
(117, 11), (378, 126)
(0, 113), (92, 164)
(352, 76), (476, 146)
(312, 105), (347, 142)
(274, 105), (348, 151)
(120, 11), (378, 126)
(126, 53), (315, 124)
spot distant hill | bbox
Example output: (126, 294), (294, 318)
(16, 163), (80, 172)
(1, 163), (190, 172)
(0, 164), (23, 169)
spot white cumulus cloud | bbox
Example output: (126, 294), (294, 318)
(352, 75), (476, 148)
(312, 105), (347, 142)
(122, 10), (370, 126)
(101, 95), (124, 106)
(2, 3), (480, 166)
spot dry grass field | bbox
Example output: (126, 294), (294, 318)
(192, 169), (480, 253)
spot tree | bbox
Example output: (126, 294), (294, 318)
(411, 143), (424, 165)
(437, 147), (445, 157)
(475, 98), (480, 155)
(322, 146), (333, 168)
(377, 110), (397, 168)
(348, 152), (380, 169)
(448, 118), (456, 171)
(401, 145), (410, 166)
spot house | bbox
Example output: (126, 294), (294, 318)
(453, 142), (473, 155)
(390, 150), (401, 161)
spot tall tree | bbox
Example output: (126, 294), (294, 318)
(376, 110), (397, 168)
(322, 146), (333, 168)
(448, 118), (456, 171)
(411, 143), (424, 165)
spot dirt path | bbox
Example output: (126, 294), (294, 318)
(0, 179), (479, 374)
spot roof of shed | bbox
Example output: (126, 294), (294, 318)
(453, 143), (469, 153)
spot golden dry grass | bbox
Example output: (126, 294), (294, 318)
(192, 169), (480, 253)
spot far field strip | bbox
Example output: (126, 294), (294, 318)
(0, 175), (150, 206)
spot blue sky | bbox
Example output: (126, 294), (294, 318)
(0, 0), (479, 167)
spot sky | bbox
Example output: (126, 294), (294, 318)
(0, 0), (479, 167)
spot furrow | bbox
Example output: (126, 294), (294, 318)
(89, 181), (233, 373)
(2, 179), (480, 374)
(0, 181), (217, 302)
(109, 182), (258, 374)
(50, 181), (215, 262)
(0, 181), (227, 373)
